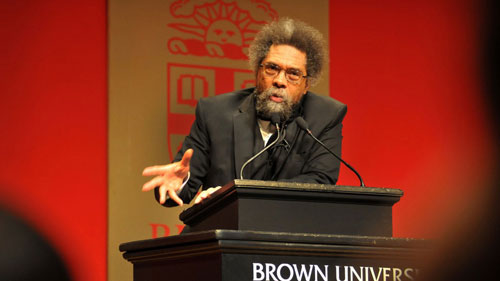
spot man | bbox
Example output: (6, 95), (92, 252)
(142, 18), (347, 207)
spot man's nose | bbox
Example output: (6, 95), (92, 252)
(272, 71), (287, 88)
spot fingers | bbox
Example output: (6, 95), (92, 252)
(158, 185), (167, 204)
(142, 149), (193, 207)
(210, 186), (222, 193)
(194, 190), (209, 204)
(155, 183), (184, 206)
(142, 176), (164, 192)
(142, 164), (172, 176)
(194, 186), (222, 204)
(168, 189), (183, 206)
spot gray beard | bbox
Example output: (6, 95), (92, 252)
(254, 87), (294, 122)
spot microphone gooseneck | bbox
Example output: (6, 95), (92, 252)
(240, 113), (281, 180)
(296, 117), (365, 187)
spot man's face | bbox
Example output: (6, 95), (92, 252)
(255, 44), (310, 121)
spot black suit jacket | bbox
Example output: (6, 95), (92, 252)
(159, 88), (347, 206)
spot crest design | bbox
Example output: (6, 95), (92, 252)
(166, 0), (278, 161)
(167, 63), (254, 160)
(167, 0), (277, 59)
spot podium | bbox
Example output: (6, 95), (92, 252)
(120, 180), (430, 281)
(179, 180), (402, 236)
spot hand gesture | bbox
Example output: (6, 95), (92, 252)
(142, 149), (193, 206)
(194, 186), (222, 204)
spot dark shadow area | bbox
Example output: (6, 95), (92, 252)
(420, 0), (499, 279)
(0, 205), (71, 281)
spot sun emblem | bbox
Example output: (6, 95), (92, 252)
(167, 0), (277, 60)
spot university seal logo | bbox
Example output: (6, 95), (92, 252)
(166, 0), (278, 160)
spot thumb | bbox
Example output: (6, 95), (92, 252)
(180, 149), (193, 168)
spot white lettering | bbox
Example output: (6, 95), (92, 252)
(404, 268), (414, 281)
(382, 267), (391, 281)
(315, 265), (328, 281)
(294, 264), (314, 281)
(350, 266), (364, 281)
(266, 263), (278, 281)
(253, 263), (264, 281)
(370, 267), (382, 281)
(393, 268), (402, 281)
(336, 266), (348, 281)
(254, 262), (420, 281)
(277, 263), (294, 281)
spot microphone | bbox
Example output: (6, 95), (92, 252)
(296, 117), (365, 187)
(240, 113), (282, 180)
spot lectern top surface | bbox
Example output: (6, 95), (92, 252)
(119, 229), (430, 253)
(231, 179), (403, 196)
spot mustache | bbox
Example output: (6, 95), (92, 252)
(255, 86), (294, 122)
(263, 87), (288, 99)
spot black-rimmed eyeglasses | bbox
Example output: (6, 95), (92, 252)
(260, 62), (307, 84)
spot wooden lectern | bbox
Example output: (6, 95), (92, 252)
(120, 180), (430, 281)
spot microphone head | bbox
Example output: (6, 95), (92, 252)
(296, 117), (309, 131)
(270, 113), (281, 125)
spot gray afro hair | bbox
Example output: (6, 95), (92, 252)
(248, 18), (326, 86)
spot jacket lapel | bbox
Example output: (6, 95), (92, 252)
(233, 94), (256, 179)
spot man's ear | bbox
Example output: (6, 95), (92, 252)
(304, 79), (310, 93)
(255, 70), (262, 83)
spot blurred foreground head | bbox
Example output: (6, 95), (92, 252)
(0, 207), (71, 281)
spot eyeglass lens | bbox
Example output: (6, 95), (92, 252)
(262, 63), (304, 83)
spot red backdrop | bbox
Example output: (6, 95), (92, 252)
(330, 0), (495, 238)
(0, 1), (107, 281)
(0, 0), (495, 281)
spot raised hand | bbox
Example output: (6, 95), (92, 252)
(142, 149), (193, 206)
